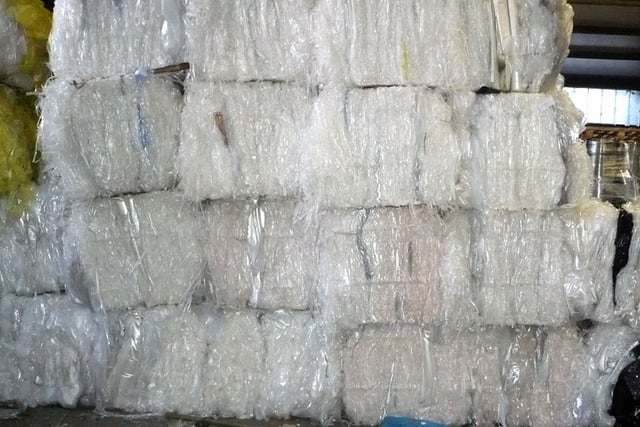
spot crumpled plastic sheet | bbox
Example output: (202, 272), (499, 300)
(0, 7), (27, 87)
(342, 325), (599, 426)
(48, 0), (185, 80)
(202, 199), (314, 310)
(317, 207), (477, 332)
(178, 81), (311, 202)
(586, 324), (640, 427)
(616, 202), (640, 327)
(103, 305), (339, 422)
(64, 191), (206, 311)
(0, 294), (98, 408)
(472, 200), (617, 325)
(184, 0), (571, 91)
(0, 183), (66, 296)
(300, 87), (588, 210)
(39, 76), (182, 199)
(184, 0), (314, 82)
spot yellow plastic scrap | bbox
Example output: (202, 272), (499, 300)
(2, 0), (52, 89)
(0, 84), (37, 216)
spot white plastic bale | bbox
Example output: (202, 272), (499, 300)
(472, 201), (616, 326)
(616, 202), (640, 327)
(199, 308), (265, 418)
(301, 86), (467, 209)
(64, 192), (206, 311)
(564, 140), (594, 204)
(185, 0), (313, 81)
(531, 327), (596, 427)
(467, 93), (569, 210)
(202, 199), (312, 310)
(103, 306), (207, 414)
(318, 207), (454, 330)
(48, 0), (185, 80)
(39, 77), (181, 199)
(179, 82), (311, 202)
(342, 325), (474, 426)
(260, 310), (339, 422)
(0, 183), (66, 296)
(0, 294), (97, 408)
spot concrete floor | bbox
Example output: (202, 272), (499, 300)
(0, 406), (324, 427)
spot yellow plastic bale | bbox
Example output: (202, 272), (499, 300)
(0, 84), (37, 216)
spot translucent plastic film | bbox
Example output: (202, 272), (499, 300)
(202, 199), (313, 310)
(342, 325), (597, 426)
(0, 183), (65, 296)
(64, 192), (206, 311)
(48, 0), (185, 80)
(39, 76), (182, 199)
(179, 81), (311, 201)
(616, 202), (640, 326)
(0, 294), (98, 408)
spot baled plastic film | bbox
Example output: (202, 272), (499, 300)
(185, 0), (313, 82)
(0, 183), (66, 296)
(313, 0), (493, 89)
(472, 201), (617, 326)
(586, 324), (640, 427)
(467, 92), (571, 210)
(202, 199), (313, 310)
(179, 82), (311, 202)
(64, 191), (206, 311)
(616, 202), (640, 326)
(0, 294), (98, 408)
(300, 86), (468, 209)
(39, 76), (181, 199)
(48, 0), (185, 80)
(317, 206), (476, 331)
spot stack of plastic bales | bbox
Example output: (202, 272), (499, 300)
(0, 0), (101, 409)
(4, 0), (638, 424)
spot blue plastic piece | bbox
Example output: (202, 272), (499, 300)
(380, 416), (447, 427)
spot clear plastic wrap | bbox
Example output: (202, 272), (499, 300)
(39, 76), (181, 199)
(179, 81), (311, 202)
(0, 7), (27, 87)
(586, 324), (640, 427)
(0, 182), (66, 296)
(472, 201), (617, 325)
(103, 305), (339, 422)
(342, 325), (599, 426)
(202, 199), (313, 310)
(301, 88), (587, 210)
(185, 0), (313, 82)
(48, 0), (185, 80)
(616, 202), (640, 327)
(0, 294), (98, 408)
(64, 191), (206, 311)
(317, 206), (476, 331)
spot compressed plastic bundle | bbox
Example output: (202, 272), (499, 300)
(39, 76), (182, 199)
(302, 88), (587, 210)
(185, 0), (313, 82)
(64, 192), (206, 311)
(342, 325), (474, 426)
(615, 203), (640, 327)
(0, 84), (37, 215)
(103, 306), (207, 414)
(472, 201), (617, 325)
(49, 0), (184, 80)
(313, 0), (571, 91)
(467, 92), (581, 210)
(301, 86), (469, 209)
(202, 199), (313, 310)
(318, 206), (476, 331)
(0, 182), (66, 296)
(0, 294), (97, 407)
(179, 81), (310, 202)
(530, 327), (596, 427)
(586, 324), (640, 427)
(0, 0), (51, 90)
